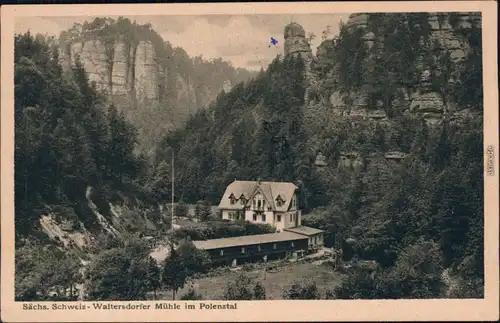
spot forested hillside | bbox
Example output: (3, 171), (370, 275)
(13, 31), (266, 301)
(14, 31), (161, 300)
(155, 13), (484, 298)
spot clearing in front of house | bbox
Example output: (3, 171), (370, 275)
(156, 260), (344, 300)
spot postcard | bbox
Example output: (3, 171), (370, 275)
(1, 1), (498, 322)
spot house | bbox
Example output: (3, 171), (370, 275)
(192, 180), (325, 266)
(218, 180), (302, 232)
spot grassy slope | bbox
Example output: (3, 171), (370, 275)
(156, 262), (344, 300)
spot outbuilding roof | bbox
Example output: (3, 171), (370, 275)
(283, 226), (324, 236)
(192, 231), (307, 250)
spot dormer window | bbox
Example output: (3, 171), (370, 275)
(229, 193), (236, 205)
(239, 194), (246, 205)
(276, 195), (285, 207)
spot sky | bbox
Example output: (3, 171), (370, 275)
(15, 14), (350, 71)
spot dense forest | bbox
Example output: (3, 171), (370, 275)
(14, 12), (484, 300)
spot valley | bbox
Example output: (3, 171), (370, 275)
(13, 12), (484, 301)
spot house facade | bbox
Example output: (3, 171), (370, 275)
(218, 180), (302, 232)
(191, 180), (325, 266)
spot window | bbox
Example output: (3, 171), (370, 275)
(258, 245), (261, 252)
(258, 200), (261, 208)
(220, 250), (224, 256)
(290, 214), (293, 221)
(267, 206), (272, 211)
(276, 195), (285, 207)
(291, 242), (295, 247)
(240, 197), (246, 205)
(241, 247), (245, 254)
(277, 215), (281, 222)
(273, 243), (277, 249)
(253, 214), (257, 221)
(253, 199), (256, 208)
(262, 214), (266, 222)
(230, 197), (236, 205)
(228, 213), (232, 220)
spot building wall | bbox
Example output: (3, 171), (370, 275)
(273, 212), (286, 232)
(221, 192), (302, 230)
(289, 193), (298, 211)
(308, 233), (324, 249)
(244, 210), (275, 227)
(283, 211), (301, 229)
(221, 209), (244, 221)
(204, 238), (309, 265)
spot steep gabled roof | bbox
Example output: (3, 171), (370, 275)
(218, 180), (298, 211)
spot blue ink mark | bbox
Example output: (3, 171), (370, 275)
(269, 37), (278, 47)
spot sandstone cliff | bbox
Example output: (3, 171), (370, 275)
(58, 17), (257, 158)
(283, 13), (482, 168)
(301, 12), (481, 124)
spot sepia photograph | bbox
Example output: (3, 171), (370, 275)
(1, 2), (498, 322)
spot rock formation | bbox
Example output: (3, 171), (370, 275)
(284, 22), (313, 60)
(315, 12), (479, 126)
(223, 80), (232, 93)
(338, 151), (364, 170)
(295, 12), (481, 171)
(410, 69), (446, 126)
(284, 22), (316, 104)
(61, 38), (168, 104)
(314, 152), (328, 167)
(345, 13), (369, 31)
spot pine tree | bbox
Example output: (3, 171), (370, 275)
(162, 246), (186, 300)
